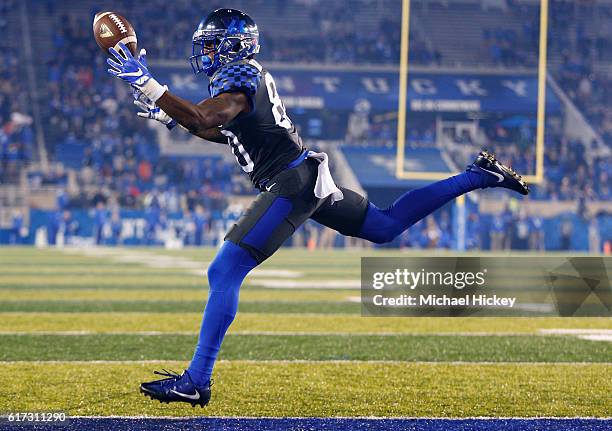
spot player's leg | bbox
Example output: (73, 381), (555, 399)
(187, 196), (302, 387)
(188, 161), (322, 383)
(140, 240), (256, 406)
(187, 240), (257, 383)
(312, 151), (528, 244)
(359, 170), (485, 243)
(141, 159), (322, 406)
(312, 174), (484, 244)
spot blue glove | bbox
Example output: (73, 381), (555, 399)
(107, 44), (166, 102)
(130, 49), (150, 101)
(107, 43), (151, 86)
(131, 76), (151, 108)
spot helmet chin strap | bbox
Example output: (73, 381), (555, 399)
(203, 55), (221, 77)
(200, 55), (212, 68)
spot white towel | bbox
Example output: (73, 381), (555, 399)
(306, 151), (344, 204)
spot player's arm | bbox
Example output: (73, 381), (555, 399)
(156, 91), (250, 139)
(133, 90), (229, 144)
(190, 125), (226, 144)
(108, 44), (249, 144)
(187, 98), (227, 143)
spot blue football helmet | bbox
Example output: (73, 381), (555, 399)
(189, 8), (260, 77)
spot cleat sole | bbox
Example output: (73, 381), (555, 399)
(139, 380), (211, 407)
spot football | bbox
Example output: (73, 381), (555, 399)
(92, 11), (138, 56)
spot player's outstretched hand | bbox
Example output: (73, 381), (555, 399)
(134, 93), (177, 130)
(107, 44), (151, 86)
(107, 44), (166, 103)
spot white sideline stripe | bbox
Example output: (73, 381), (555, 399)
(2, 330), (611, 337)
(0, 312), (360, 318)
(1, 360), (610, 365)
(0, 331), (201, 336)
(0, 330), (576, 336)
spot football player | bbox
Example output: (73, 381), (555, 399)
(107, 8), (528, 407)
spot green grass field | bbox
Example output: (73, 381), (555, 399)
(0, 247), (610, 417)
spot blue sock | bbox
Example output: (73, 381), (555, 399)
(358, 170), (485, 243)
(188, 241), (257, 386)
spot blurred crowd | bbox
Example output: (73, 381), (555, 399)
(537, 134), (610, 201)
(0, 48), (34, 184)
(3, 0), (609, 250)
(1, 0), (34, 184)
(481, 1), (612, 202)
(480, 1), (612, 150)
(460, 123), (609, 202)
(91, 0), (411, 65)
(40, 10), (252, 232)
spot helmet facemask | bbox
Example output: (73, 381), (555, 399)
(189, 30), (259, 77)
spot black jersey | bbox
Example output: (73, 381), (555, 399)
(208, 59), (304, 187)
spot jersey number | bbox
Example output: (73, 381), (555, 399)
(265, 74), (293, 130)
(222, 130), (254, 173)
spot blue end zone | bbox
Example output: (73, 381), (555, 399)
(4, 418), (610, 431)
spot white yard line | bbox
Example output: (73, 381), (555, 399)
(249, 279), (360, 289)
(0, 330), (537, 336)
(538, 329), (612, 343)
(576, 335), (612, 342)
(60, 247), (304, 279)
(1, 359), (609, 365)
(0, 331), (199, 336)
(538, 329), (612, 335)
(1, 330), (611, 338)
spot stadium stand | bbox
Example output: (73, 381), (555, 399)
(0, 0), (34, 185)
(0, 0), (609, 252)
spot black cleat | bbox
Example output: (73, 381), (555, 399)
(140, 369), (211, 407)
(467, 150), (529, 195)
